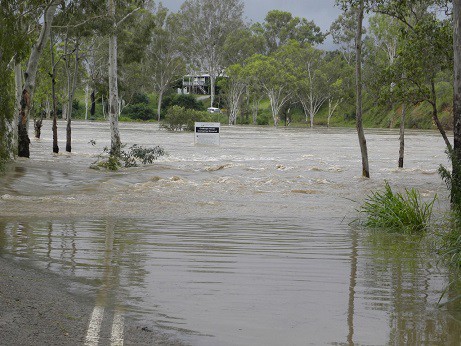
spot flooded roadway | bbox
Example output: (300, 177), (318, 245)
(0, 120), (460, 345)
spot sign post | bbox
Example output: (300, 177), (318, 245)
(194, 122), (220, 146)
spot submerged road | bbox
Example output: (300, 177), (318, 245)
(0, 256), (184, 345)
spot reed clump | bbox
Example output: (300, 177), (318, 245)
(359, 182), (436, 234)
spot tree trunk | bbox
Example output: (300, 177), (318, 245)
(34, 117), (42, 138)
(13, 61), (22, 154)
(85, 85), (89, 120)
(90, 90), (96, 116)
(454, 0), (461, 205)
(398, 104), (406, 168)
(18, 0), (59, 158)
(157, 90), (163, 122)
(50, 29), (59, 154)
(355, 0), (370, 178)
(210, 75), (216, 107)
(66, 40), (79, 153)
(431, 79), (451, 150)
(108, 0), (121, 157)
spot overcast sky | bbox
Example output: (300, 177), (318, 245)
(159, 0), (342, 31)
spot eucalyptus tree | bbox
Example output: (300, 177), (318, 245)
(244, 53), (295, 127)
(222, 25), (266, 66)
(336, 0), (370, 178)
(223, 64), (247, 125)
(374, 2), (452, 150)
(15, 0), (61, 158)
(330, 9), (359, 65)
(324, 52), (352, 127)
(178, 0), (244, 107)
(106, 0), (149, 157)
(0, 1), (28, 165)
(147, 6), (185, 121)
(260, 10), (326, 54)
(281, 40), (329, 128)
(366, 13), (406, 167)
(52, 1), (101, 152)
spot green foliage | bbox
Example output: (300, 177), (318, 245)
(440, 210), (461, 269)
(121, 144), (166, 167)
(439, 149), (461, 209)
(131, 92), (149, 105)
(162, 94), (205, 112)
(359, 181), (436, 234)
(162, 105), (210, 131)
(93, 144), (166, 171)
(121, 103), (155, 121)
(262, 10), (326, 53)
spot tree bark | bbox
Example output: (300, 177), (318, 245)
(50, 29), (59, 154)
(355, 0), (370, 178)
(90, 90), (96, 116)
(18, 0), (59, 158)
(431, 79), (451, 150)
(454, 0), (461, 205)
(13, 61), (22, 154)
(66, 40), (79, 153)
(398, 104), (406, 168)
(210, 74), (216, 107)
(108, 0), (121, 157)
(157, 90), (163, 122)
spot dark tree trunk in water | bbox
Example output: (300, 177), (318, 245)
(66, 122), (71, 152)
(398, 104), (406, 168)
(50, 30), (59, 154)
(431, 79), (451, 150)
(18, 89), (31, 158)
(355, 0), (370, 178)
(453, 0), (461, 205)
(34, 118), (42, 138)
(90, 90), (96, 116)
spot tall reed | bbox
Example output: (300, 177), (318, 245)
(359, 182), (436, 234)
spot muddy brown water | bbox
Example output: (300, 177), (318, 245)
(1, 120), (460, 345)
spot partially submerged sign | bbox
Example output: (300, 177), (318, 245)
(195, 122), (220, 146)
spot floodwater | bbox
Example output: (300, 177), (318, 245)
(1, 120), (460, 345)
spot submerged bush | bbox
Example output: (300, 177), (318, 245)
(162, 105), (210, 131)
(359, 181), (436, 233)
(92, 144), (166, 170)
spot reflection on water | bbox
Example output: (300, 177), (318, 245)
(0, 218), (460, 345)
(0, 122), (460, 344)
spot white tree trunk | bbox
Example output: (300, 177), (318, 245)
(108, 0), (121, 157)
(85, 84), (89, 120)
(157, 91), (163, 122)
(210, 74), (216, 107)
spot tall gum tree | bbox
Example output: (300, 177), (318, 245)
(148, 7), (185, 121)
(244, 54), (295, 127)
(18, 0), (60, 158)
(337, 0), (370, 178)
(108, 0), (121, 157)
(179, 0), (244, 107)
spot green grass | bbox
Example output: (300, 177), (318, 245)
(359, 181), (436, 234)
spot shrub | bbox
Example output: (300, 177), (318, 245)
(131, 92), (149, 105)
(92, 144), (166, 170)
(162, 105), (210, 131)
(359, 181), (436, 233)
(162, 94), (205, 112)
(256, 113), (269, 126)
(121, 103), (155, 121)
